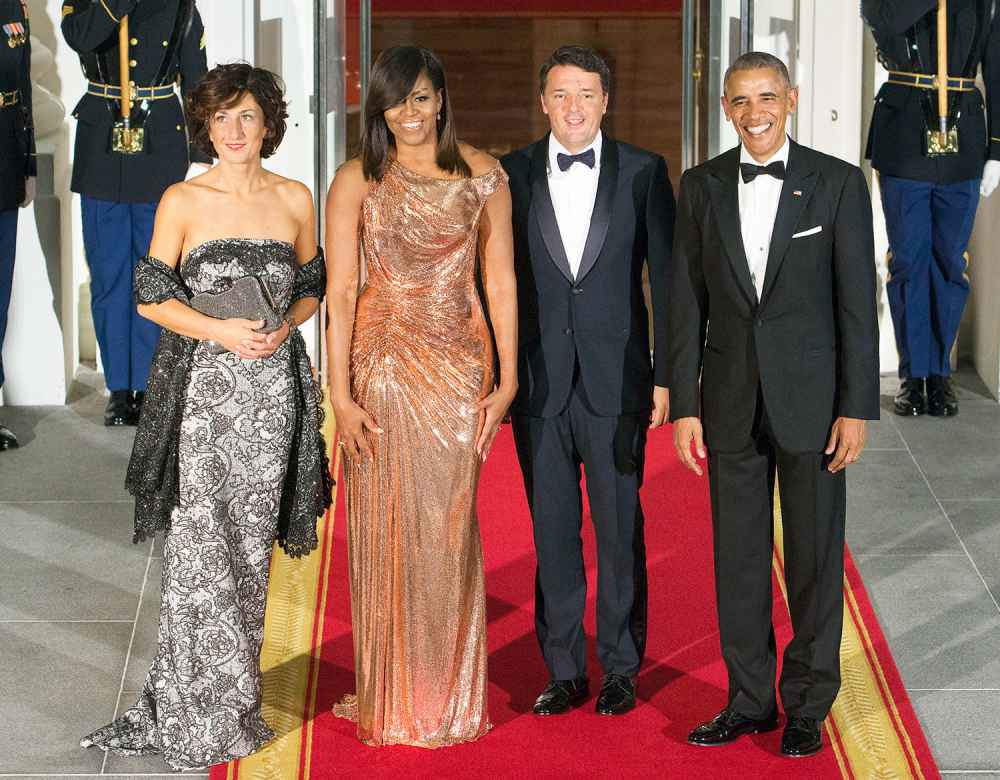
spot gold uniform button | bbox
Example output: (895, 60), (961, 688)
(176, 124), (182, 131)
(162, 40), (169, 47)
(129, 59), (137, 67)
(129, 80), (135, 86)
(130, 37), (138, 45)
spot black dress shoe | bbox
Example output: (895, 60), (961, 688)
(596, 673), (636, 715)
(128, 390), (145, 425)
(688, 707), (779, 746)
(0, 424), (18, 450)
(781, 715), (822, 757)
(104, 390), (133, 426)
(532, 677), (589, 715)
(893, 378), (926, 416)
(926, 375), (958, 417)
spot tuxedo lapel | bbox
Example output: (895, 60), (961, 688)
(530, 137), (574, 284)
(759, 142), (817, 306)
(575, 138), (619, 283)
(706, 147), (757, 307)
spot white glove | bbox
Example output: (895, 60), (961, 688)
(20, 176), (36, 208)
(184, 162), (212, 181)
(981, 160), (1000, 198)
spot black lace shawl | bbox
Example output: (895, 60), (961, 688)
(126, 252), (333, 558)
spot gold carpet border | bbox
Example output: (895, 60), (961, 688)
(226, 400), (340, 780)
(771, 488), (924, 780)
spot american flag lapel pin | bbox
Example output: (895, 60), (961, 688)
(793, 190), (803, 197)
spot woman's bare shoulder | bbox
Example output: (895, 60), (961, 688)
(459, 143), (499, 177)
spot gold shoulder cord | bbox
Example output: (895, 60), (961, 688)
(99, 0), (119, 23)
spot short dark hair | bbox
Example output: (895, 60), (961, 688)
(361, 45), (470, 181)
(186, 63), (288, 159)
(724, 51), (792, 93)
(539, 45), (611, 95)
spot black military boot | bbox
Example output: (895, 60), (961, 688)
(0, 423), (18, 450)
(104, 390), (133, 426)
(893, 378), (926, 416)
(927, 375), (958, 417)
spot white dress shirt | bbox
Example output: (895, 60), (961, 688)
(548, 131), (602, 279)
(738, 137), (790, 299)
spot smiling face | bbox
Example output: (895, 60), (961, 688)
(383, 72), (443, 149)
(208, 92), (268, 164)
(722, 66), (797, 163)
(540, 64), (608, 154)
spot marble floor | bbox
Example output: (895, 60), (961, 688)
(1, 369), (998, 778)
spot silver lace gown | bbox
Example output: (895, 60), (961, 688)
(81, 239), (300, 770)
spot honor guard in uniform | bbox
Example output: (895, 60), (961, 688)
(0, 0), (35, 450)
(62, 0), (210, 425)
(864, 0), (1000, 417)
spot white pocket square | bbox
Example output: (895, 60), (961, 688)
(792, 225), (823, 239)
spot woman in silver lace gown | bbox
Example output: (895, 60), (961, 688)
(80, 65), (330, 770)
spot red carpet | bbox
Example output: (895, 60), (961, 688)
(216, 424), (939, 779)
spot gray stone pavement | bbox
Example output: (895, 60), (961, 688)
(1, 369), (999, 776)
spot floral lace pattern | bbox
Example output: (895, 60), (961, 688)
(84, 239), (329, 769)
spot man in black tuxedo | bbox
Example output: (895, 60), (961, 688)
(668, 52), (879, 757)
(501, 45), (675, 718)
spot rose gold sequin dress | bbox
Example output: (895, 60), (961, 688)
(335, 159), (507, 748)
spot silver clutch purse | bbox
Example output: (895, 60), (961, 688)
(190, 276), (283, 354)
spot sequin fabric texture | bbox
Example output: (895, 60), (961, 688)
(81, 239), (302, 769)
(334, 161), (508, 747)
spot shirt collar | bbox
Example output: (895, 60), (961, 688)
(739, 135), (790, 170)
(548, 130), (603, 175)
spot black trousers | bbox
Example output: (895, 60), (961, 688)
(708, 392), (846, 721)
(511, 373), (648, 681)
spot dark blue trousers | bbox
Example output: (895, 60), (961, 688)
(0, 208), (17, 389)
(81, 196), (160, 392)
(880, 175), (980, 379)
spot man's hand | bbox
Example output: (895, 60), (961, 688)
(673, 416), (706, 476)
(982, 160), (1000, 198)
(825, 417), (866, 473)
(649, 386), (670, 429)
(20, 177), (36, 208)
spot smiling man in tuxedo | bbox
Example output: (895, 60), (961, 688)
(668, 52), (879, 757)
(501, 45), (674, 718)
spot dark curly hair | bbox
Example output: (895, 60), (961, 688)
(186, 63), (288, 159)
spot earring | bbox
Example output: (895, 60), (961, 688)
(437, 112), (441, 121)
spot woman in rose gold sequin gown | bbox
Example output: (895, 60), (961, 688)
(324, 46), (517, 748)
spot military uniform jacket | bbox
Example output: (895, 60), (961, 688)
(863, 0), (1000, 183)
(62, 0), (211, 203)
(0, 0), (35, 211)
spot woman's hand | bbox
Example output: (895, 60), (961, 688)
(333, 398), (383, 461)
(475, 384), (517, 461)
(209, 318), (270, 359)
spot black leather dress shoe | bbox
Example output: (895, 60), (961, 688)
(0, 424), (18, 450)
(128, 390), (145, 425)
(781, 715), (822, 757)
(688, 708), (779, 746)
(893, 378), (926, 416)
(596, 673), (636, 715)
(927, 375), (958, 417)
(104, 390), (133, 426)
(532, 677), (589, 715)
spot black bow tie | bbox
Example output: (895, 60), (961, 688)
(556, 148), (596, 172)
(740, 160), (786, 183)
